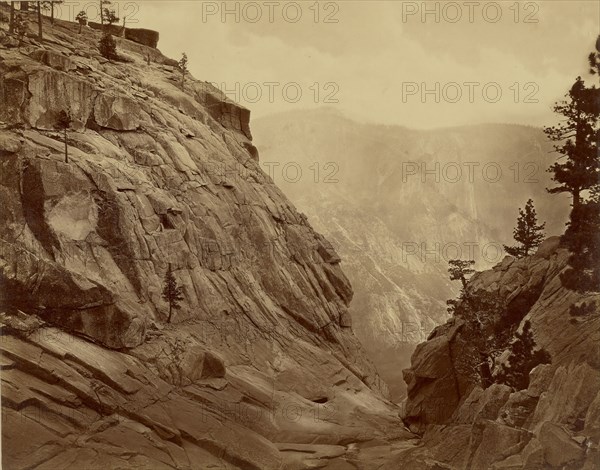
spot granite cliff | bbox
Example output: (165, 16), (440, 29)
(0, 12), (413, 469)
(394, 238), (600, 469)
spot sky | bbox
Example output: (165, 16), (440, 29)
(64, 1), (600, 129)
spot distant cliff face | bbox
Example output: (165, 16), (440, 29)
(253, 109), (571, 401)
(394, 238), (600, 469)
(0, 16), (409, 469)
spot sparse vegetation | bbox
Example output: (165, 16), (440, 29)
(546, 37), (600, 293)
(42, 1), (62, 24)
(98, 32), (117, 61)
(76, 10), (87, 33)
(504, 199), (546, 258)
(162, 263), (184, 323)
(496, 321), (551, 390)
(14, 14), (27, 48)
(178, 52), (188, 90)
(446, 259), (475, 314)
(103, 7), (118, 27)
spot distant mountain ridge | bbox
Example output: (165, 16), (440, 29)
(253, 109), (571, 400)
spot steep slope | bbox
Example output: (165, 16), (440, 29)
(253, 108), (571, 401)
(0, 14), (411, 469)
(393, 238), (600, 469)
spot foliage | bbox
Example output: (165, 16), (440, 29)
(14, 14), (27, 46)
(98, 32), (117, 60)
(503, 199), (546, 258)
(450, 290), (506, 388)
(496, 321), (551, 390)
(162, 264), (184, 323)
(76, 10), (87, 33)
(103, 8), (119, 26)
(178, 52), (188, 90)
(560, 195), (600, 292)
(544, 77), (599, 208)
(55, 110), (71, 163)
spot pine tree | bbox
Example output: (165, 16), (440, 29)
(36, 1), (42, 40)
(446, 259), (475, 314)
(560, 191), (600, 292)
(55, 110), (71, 163)
(544, 77), (599, 209)
(162, 264), (183, 323)
(41, 1), (62, 25)
(9, 1), (15, 33)
(98, 32), (117, 61)
(76, 10), (87, 33)
(178, 52), (188, 90)
(588, 35), (600, 75)
(103, 8), (118, 26)
(448, 259), (475, 292)
(504, 199), (546, 258)
(497, 321), (551, 390)
(14, 14), (27, 49)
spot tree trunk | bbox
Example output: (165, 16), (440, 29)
(479, 353), (493, 388)
(573, 190), (581, 209)
(99, 1), (103, 25)
(78, 22), (82, 33)
(50, 3), (54, 24)
(167, 302), (172, 323)
(21, 2), (30, 11)
(37, 1), (42, 40)
(64, 128), (68, 163)
(9, 2), (15, 33)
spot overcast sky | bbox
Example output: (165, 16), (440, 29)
(85, 1), (599, 128)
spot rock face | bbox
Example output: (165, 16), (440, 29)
(0, 13), (412, 469)
(392, 238), (600, 468)
(253, 109), (571, 401)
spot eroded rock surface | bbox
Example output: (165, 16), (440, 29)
(0, 13), (410, 469)
(394, 238), (600, 468)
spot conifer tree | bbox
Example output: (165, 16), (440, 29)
(76, 10), (87, 33)
(446, 259), (475, 314)
(36, 1), (42, 40)
(162, 264), (183, 323)
(98, 32), (117, 60)
(14, 14), (27, 49)
(504, 199), (546, 258)
(544, 77), (599, 209)
(178, 52), (188, 90)
(103, 7), (118, 26)
(497, 321), (551, 390)
(9, 1), (15, 33)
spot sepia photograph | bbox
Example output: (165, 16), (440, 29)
(0, 1), (599, 468)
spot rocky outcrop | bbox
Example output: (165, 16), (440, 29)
(393, 238), (600, 468)
(88, 22), (160, 49)
(0, 11), (411, 469)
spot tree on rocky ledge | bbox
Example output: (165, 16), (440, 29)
(99, 32), (117, 61)
(103, 7), (118, 27)
(55, 110), (71, 163)
(35, 1), (42, 40)
(76, 10), (87, 33)
(162, 263), (184, 323)
(41, 1), (63, 25)
(544, 76), (599, 210)
(504, 199), (546, 258)
(496, 321), (551, 390)
(14, 14), (27, 49)
(178, 52), (188, 91)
